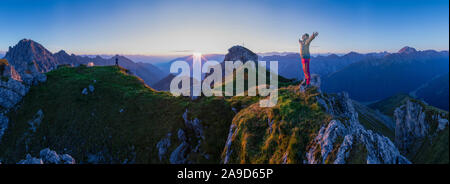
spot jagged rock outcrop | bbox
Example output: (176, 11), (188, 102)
(4, 39), (51, 85)
(0, 78), (29, 109)
(299, 74), (321, 93)
(169, 129), (189, 164)
(156, 133), (172, 161)
(223, 124), (236, 164)
(81, 88), (88, 95)
(307, 92), (410, 164)
(394, 100), (449, 157)
(28, 109), (44, 133)
(394, 100), (428, 155)
(222, 83), (410, 164)
(17, 148), (75, 164)
(0, 78), (29, 142)
(167, 109), (206, 164)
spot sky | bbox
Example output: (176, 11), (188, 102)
(0, 0), (448, 55)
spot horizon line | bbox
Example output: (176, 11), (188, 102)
(1, 49), (449, 57)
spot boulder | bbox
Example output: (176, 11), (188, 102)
(299, 74), (321, 93)
(0, 78), (29, 109)
(17, 148), (75, 164)
(60, 154), (76, 164)
(81, 88), (88, 95)
(28, 109), (44, 132)
(17, 154), (43, 164)
(88, 84), (94, 92)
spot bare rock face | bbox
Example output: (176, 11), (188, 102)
(222, 124), (236, 164)
(307, 92), (410, 164)
(394, 100), (428, 155)
(156, 133), (172, 161)
(393, 100), (449, 157)
(4, 39), (52, 85)
(0, 78), (29, 110)
(28, 109), (44, 133)
(162, 109), (208, 164)
(169, 129), (189, 164)
(0, 40), (50, 141)
(0, 78), (29, 142)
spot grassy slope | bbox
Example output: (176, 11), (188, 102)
(222, 86), (332, 164)
(353, 101), (395, 140)
(0, 66), (234, 163)
(369, 94), (412, 117)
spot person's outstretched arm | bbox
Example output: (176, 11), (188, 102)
(306, 32), (318, 44)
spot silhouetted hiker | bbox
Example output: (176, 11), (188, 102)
(115, 56), (119, 66)
(299, 32), (318, 87)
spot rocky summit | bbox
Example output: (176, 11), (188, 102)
(224, 45), (258, 63)
(3, 39), (50, 85)
(222, 81), (410, 164)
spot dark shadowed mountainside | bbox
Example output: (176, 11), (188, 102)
(415, 73), (449, 110)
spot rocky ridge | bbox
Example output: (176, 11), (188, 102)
(393, 99), (449, 161)
(308, 92), (410, 164)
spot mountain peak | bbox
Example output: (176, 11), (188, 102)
(224, 45), (258, 62)
(55, 50), (69, 56)
(18, 38), (33, 44)
(398, 46), (417, 54)
(4, 39), (56, 82)
(7, 39), (52, 57)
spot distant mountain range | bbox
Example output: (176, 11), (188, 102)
(322, 47), (449, 110)
(79, 54), (180, 64)
(260, 51), (389, 80)
(1, 39), (167, 86)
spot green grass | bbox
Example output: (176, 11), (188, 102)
(186, 96), (235, 163)
(411, 126), (449, 164)
(346, 141), (368, 164)
(0, 66), (235, 163)
(369, 93), (412, 117)
(222, 86), (332, 164)
(353, 101), (395, 140)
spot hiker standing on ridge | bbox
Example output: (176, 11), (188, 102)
(298, 32), (318, 87)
